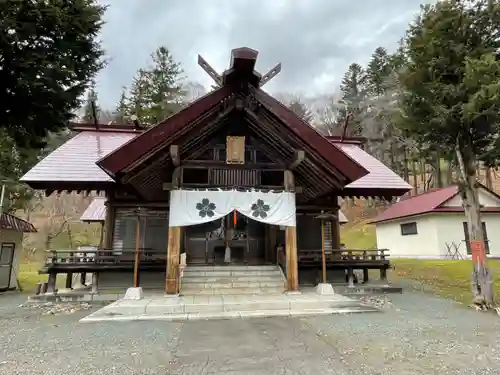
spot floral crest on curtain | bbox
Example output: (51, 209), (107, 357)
(195, 198), (216, 218)
(251, 199), (270, 218)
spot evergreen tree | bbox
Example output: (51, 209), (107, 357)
(114, 89), (129, 123)
(0, 0), (106, 149)
(399, 0), (500, 308)
(289, 98), (313, 123)
(82, 86), (100, 123)
(128, 47), (184, 126)
(366, 47), (391, 97)
(339, 63), (367, 136)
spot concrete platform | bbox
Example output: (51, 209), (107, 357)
(79, 291), (380, 323)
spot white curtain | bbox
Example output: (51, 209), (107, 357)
(169, 189), (296, 227)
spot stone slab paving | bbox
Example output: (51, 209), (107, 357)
(80, 291), (379, 323)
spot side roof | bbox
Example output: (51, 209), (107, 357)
(1, 213), (37, 233)
(80, 197), (107, 223)
(370, 184), (500, 224)
(20, 129), (137, 189)
(331, 141), (412, 198)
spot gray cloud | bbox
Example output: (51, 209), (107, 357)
(96, 0), (437, 109)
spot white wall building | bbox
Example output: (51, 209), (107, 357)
(371, 185), (500, 259)
(0, 213), (37, 291)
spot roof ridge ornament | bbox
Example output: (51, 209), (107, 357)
(198, 47), (281, 89)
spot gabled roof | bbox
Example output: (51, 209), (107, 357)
(80, 197), (107, 222)
(370, 185), (500, 224)
(97, 47), (369, 188)
(20, 130), (136, 188)
(97, 86), (234, 176)
(1, 213), (37, 233)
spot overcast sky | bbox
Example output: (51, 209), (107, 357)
(95, 0), (437, 109)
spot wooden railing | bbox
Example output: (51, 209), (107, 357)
(298, 248), (389, 264)
(45, 248), (167, 266)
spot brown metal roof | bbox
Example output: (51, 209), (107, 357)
(97, 86), (234, 176)
(252, 88), (368, 183)
(1, 213), (37, 233)
(331, 141), (412, 197)
(20, 131), (136, 188)
(80, 197), (107, 222)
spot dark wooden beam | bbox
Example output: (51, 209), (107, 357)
(289, 150), (305, 170)
(198, 55), (222, 87)
(182, 159), (285, 170)
(170, 145), (180, 166)
(259, 63), (281, 87)
(162, 182), (293, 191)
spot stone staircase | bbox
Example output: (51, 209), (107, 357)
(180, 265), (286, 295)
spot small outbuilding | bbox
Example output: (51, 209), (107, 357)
(0, 213), (37, 291)
(371, 185), (500, 259)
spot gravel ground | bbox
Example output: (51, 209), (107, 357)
(0, 291), (499, 375)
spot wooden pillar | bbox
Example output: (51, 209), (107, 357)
(284, 170), (298, 292)
(133, 215), (141, 287)
(91, 272), (99, 294)
(321, 220), (326, 283)
(267, 225), (278, 263)
(166, 226), (181, 294)
(80, 272), (86, 286)
(166, 166), (182, 295)
(380, 268), (387, 282)
(104, 191), (115, 250)
(363, 269), (369, 284)
(332, 202), (341, 249)
(47, 273), (57, 294)
(65, 272), (73, 289)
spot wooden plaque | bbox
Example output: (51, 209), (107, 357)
(226, 136), (245, 164)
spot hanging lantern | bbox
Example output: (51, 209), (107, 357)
(233, 209), (237, 226)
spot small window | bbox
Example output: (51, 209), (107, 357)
(400, 222), (418, 236)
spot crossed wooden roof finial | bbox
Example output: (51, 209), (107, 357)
(198, 47), (281, 89)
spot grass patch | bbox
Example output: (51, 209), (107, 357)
(342, 221), (500, 304)
(17, 263), (66, 293)
(341, 220), (376, 249)
(390, 259), (500, 304)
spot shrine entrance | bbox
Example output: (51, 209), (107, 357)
(170, 188), (294, 266)
(185, 212), (272, 266)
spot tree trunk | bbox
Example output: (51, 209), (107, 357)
(403, 146), (409, 183)
(420, 160), (426, 191)
(456, 145), (494, 309)
(435, 151), (443, 188)
(446, 156), (454, 185)
(412, 158), (418, 195)
(485, 166), (493, 189)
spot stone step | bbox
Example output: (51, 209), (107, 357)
(180, 287), (285, 295)
(183, 269), (283, 277)
(181, 275), (283, 284)
(81, 305), (380, 323)
(144, 299), (363, 314)
(185, 265), (279, 272)
(181, 280), (285, 289)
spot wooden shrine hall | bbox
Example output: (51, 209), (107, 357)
(21, 47), (411, 295)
